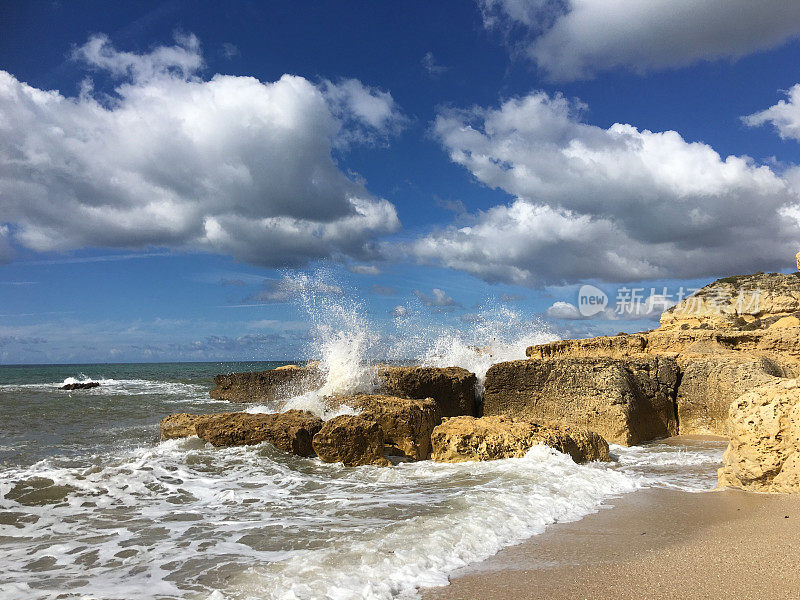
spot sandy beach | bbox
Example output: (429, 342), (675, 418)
(423, 484), (800, 600)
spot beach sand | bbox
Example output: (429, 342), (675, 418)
(423, 484), (800, 600)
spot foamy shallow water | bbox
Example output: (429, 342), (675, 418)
(0, 323), (727, 600)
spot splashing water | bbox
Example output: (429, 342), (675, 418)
(389, 303), (557, 387)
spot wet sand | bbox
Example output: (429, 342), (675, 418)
(423, 486), (800, 600)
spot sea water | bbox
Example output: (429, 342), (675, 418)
(0, 300), (727, 600)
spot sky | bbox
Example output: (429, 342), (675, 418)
(3, 0), (800, 364)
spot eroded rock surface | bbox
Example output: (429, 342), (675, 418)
(718, 379), (800, 493)
(160, 413), (208, 440)
(61, 381), (100, 390)
(209, 366), (322, 403)
(377, 366), (477, 417)
(312, 415), (389, 466)
(194, 410), (323, 455)
(328, 394), (441, 460)
(483, 356), (678, 446)
(431, 415), (609, 463)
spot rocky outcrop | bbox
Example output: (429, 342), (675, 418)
(483, 356), (678, 446)
(675, 350), (784, 435)
(193, 410), (323, 455)
(431, 415), (609, 463)
(160, 413), (207, 440)
(209, 366), (322, 403)
(718, 379), (800, 493)
(328, 394), (441, 460)
(376, 366), (477, 417)
(61, 381), (100, 390)
(659, 272), (800, 331)
(312, 415), (389, 466)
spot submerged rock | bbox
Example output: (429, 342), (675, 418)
(377, 366), (477, 417)
(431, 415), (609, 463)
(483, 356), (678, 446)
(718, 379), (800, 493)
(194, 410), (323, 455)
(312, 415), (389, 466)
(61, 381), (100, 390)
(328, 394), (441, 460)
(209, 366), (322, 403)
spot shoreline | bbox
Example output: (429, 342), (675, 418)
(422, 485), (800, 599)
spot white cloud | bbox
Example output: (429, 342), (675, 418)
(322, 78), (407, 146)
(744, 84), (800, 142)
(480, 0), (800, 81)
(0, 34), (402, 266)
(221, 42), (239, 59)
(412, 91), (800, 285)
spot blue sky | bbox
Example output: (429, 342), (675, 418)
(3, 0), (800, 364)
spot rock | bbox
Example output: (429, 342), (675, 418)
(483, 356), (678, 446)
(61, 381), (100, 390)
(431, 415), (609, 463)
(718, 379), (800, 493)
(312, 415), (389, 466)
(659, 272), (800, 331)
(527, 334), (649, 360)
(675, 351), (784, 435)
(796, 251), (800, 272)
(194, 410), (323, 455)
(209, 367), (322, 403)
(160, 413), (208, 440)
(328, 394), (441, 460)
(377, 366), (477, 417)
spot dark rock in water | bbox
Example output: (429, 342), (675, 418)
(194, 410), (323, 455)
(312, 415), (389, 466)
(60, 381), (100, 390)
(327, 394), (441, 460)
(483, 356), (679, 446)
(377, 366), (477, 417)
(209, 367), (322, 403)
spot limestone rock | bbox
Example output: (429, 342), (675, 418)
(377, 366), (477, 417)
(483, 356), (678, 446)
(431, 415), (609, 463)
(209, 366), (322, 403)
(193, 410), (323, 455)
(676, 352), (783, 435)
(718, 379), (800, 493)
(796, 250), (800, 272)
(527, 334), (649, 360)
(328, 394), (441, 460)
(659, 272), (800, 331)
(312, 415), (389, 466)
(160, 413), (209, 440)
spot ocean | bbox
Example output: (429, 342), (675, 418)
(0, 361), (727, 600)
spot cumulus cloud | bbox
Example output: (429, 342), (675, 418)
(744, 84), (800, 142)
(247, 274), (343, 304)
(480, 0), (800, 81)
(411, 91), (800, 285)
(0, 34), (402, 266)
